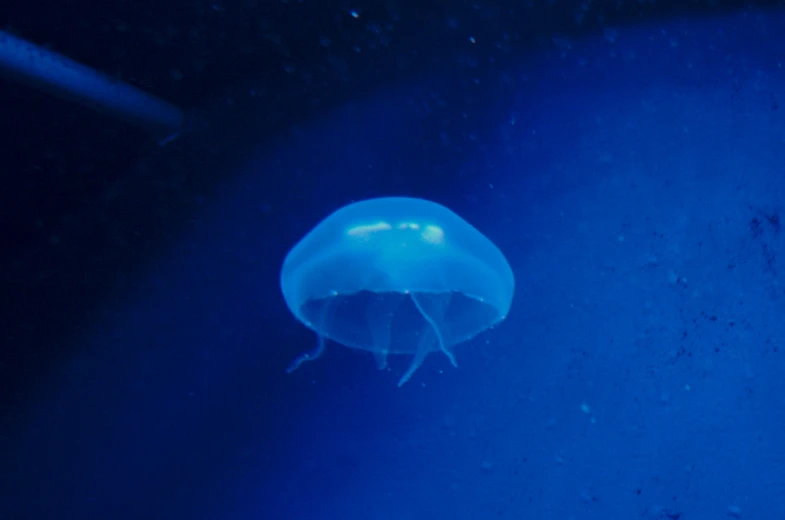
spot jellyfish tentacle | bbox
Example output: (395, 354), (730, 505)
(286, 334), (326, 373)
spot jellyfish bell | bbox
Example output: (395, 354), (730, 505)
(280, 197), (514, 386)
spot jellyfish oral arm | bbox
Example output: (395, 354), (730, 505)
(410, 292), (456, 366)
(397, 293), (457, 387)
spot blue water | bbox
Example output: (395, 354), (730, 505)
(4, 9), (785, 520)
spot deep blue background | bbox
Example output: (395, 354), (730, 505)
(2, 1), (785, 519)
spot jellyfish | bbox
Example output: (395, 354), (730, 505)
(280, 197), (514, 386)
